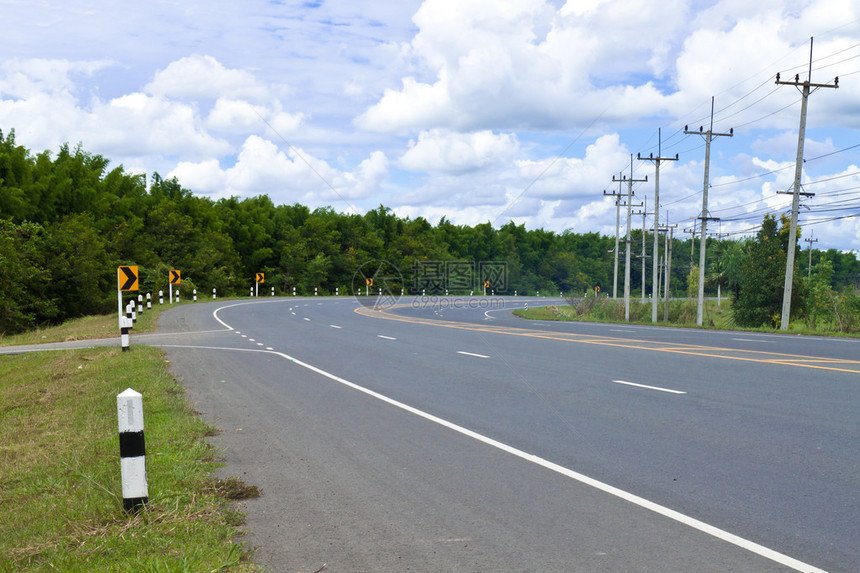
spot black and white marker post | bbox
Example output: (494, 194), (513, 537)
(120, 316), (130, 351)
(117, 388), (148, 511)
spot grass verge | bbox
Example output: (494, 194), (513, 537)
(512, 297), (859, 336)
(0, 344), (259, 571)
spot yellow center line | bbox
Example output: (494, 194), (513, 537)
(354, 305), (860, 374)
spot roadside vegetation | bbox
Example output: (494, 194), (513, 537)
(2, 130), (858, 336)
(0, 323), (261, 570)
(514, 292), (860, 337)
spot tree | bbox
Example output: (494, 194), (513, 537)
(732, 214), (806, 328)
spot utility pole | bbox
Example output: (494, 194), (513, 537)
(603, 173), (624, 299)
(776, 37), (838, 330)
(664, 223), (677, 321)
(685, 98), (733, 326)
(633, 197), (653, 303)
(613, 155), (646, 321)
(639, 129), (678, 321)
(805, 230), (818, 277)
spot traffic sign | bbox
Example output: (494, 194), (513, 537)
(118, 266), (139, 291)
(169, 270), (181, 285)
(595, 285), (600, 293)
(256, 272), (265, 284)
(366, 278), (373, 287)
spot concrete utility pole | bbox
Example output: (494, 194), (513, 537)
(613, 156), (646, 322)
(603, 174), (624, 299)
(639, 130), (678, 322)
(633, 197), (652, 303)
(805, 231), (819, 277)
(664, 224), (676, 321)
(685, 98), (733, 326)
(776, 37), (838, 330)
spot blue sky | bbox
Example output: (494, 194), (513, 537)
(1, 0), (859, 251)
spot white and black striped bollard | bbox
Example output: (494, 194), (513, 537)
(117, 388), (148, 511)
(271, 286), (274, 296)
(159, 290), (163, 305)
(193, 289), (197, 302)
(137, 294), (143, 315)
(250, 287), (254, 297)
(336, 287), (339, 296)
(212, 288), (217, 300)
(292, 287), (296, 296)
(146, 293), (151, 310)
(120, 317), (131, 352)
(314, 287), (318, 296)
(126, 303), (133, 329)
(176, 290), (180, 302)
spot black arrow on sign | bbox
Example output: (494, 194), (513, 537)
(120, 266), (137, 290)
(170, 271), (181, 284)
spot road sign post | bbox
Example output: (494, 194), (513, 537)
(117, 266), (139, 328)
(169, 270), (181, 304)
(255, 272), (264, 297)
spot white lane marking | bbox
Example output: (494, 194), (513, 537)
(266, 347), (273, 351)
(248, 339), (255, 342)
(612, 380), (686, 395)
(156, 342), (825, 573)
(611, 329), (636, 333)
(256, 343), (264, 346)
(484, 310), (495, 320)
(303, 317), (311, 322)
(457, 351), (490, 359)
(291, 312), (296, 315)
(241, 335), (248, 338)
(732, 338), (775, 343)
(377, 335), (397, 340)
(330, 325), (343, 329)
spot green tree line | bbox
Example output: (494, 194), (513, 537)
(1, 129), (858, 334)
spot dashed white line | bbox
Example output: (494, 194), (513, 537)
(303, 317), (311, 322)
(457, 351), (490, 359)
(377, 335), (397, 340)
(612, 380), (686, 395)
(330, 325), (343, 329)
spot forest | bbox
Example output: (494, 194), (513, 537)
(1, 128), (858, 334)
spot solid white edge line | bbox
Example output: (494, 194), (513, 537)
(155, 342), (824, 573)
(457, 350), (490, 358)
(612, 380), (686, 395)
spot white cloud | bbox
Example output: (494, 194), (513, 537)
(168, 135), (389, 207)
(145, 55), (270, 101)
(399, 129), (519, 173)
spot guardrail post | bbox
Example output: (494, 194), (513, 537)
(117, 388), (148, 511)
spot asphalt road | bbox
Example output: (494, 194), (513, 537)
(10, 296), (856, 572)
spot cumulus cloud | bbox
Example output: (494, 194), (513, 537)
(399, 129), (519, 173)
(168, 135), (388, 207)
(145, 55), (270, 101)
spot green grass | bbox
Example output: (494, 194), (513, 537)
(513, 296), (859, 337)
(0, 344), (260, 571)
